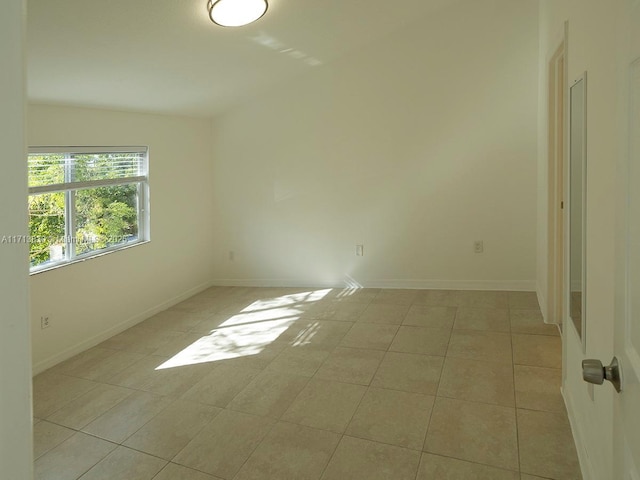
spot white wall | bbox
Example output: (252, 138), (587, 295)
(0, 0), (33, 477)
(538, 2), (620, 478)
(211, 0), (539, 290)
(28, 105), (215, 373)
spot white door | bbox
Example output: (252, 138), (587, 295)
(614, 0), (640, 477)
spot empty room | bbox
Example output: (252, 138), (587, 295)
(1, 0), (639, 479)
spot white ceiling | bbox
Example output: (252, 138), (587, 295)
(27, 0), (460, 117)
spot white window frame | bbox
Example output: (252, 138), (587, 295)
(28, 146), (150, 274)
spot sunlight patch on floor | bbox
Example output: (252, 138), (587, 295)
(156, 317), (296, 369)
(156, 289), (332, 370)
(240, 288), (332, 312)
(290, 321), (321, 347)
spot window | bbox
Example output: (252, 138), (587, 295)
(27, 146), (149, 272)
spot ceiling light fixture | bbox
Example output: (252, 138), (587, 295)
(208, 0), (268, 27)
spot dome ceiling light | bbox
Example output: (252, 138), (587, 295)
(208, 0), (269, 27)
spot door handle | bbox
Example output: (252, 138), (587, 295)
(582, 357), (622, 393)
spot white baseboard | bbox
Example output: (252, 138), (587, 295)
(32, 276), (537, 374)
(32, 280), (214, 375)
(562, 387), (594, 480)
(211, 278), (348, 289)
(362, 279), (537, 291)
(210, 277), (537, 291)
(536, 286), (548, 322)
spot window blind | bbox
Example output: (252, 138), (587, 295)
(28, 147), (148, 194)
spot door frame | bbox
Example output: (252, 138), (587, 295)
(614, 56), (640, 480)
(613, 2), (640, 474)
(547, 32), (568, 329)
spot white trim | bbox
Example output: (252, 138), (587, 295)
(210, 278), (537, 291)
(537, 285), (549, 323)
(568, 71), (588, 353)
(31, 276), (535, 373)
(212, 278), (362, 289)
(28, 147), (149, 274)
(29, 239), (150, 275)
(29, 145), (148, 154)
(29, 175), (147, 195)
(32, 280), (214, 375)
(543, 25), (568, 328)
(626, 444), (640, 480)
(563, 386), (594, 480)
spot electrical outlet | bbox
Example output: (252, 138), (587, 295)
(356, 244), (364, 256)
(474, 240), (484, 253)
(40, 315), (51, 329)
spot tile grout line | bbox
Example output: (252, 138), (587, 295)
(35, 288), (555, 480)
(50, 296), (235, 475)
(304, 290), (378, 480)
(225, 413), (278, 480)
(509, 300), (522, 475)
(173, 289), (301, 479)
(417, 451), (522, 477)
(332, 295), (393, 461)
(319, 294), (416, 480)
(426, 298), (458, 465)
(416, 302), (453, 480)
(223, 320), (343, 478)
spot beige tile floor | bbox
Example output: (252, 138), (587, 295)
(33, 287), (582, 480)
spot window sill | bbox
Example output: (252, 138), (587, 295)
(29, 240), (150, 276)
